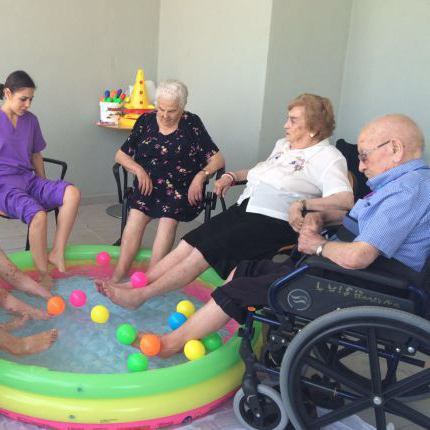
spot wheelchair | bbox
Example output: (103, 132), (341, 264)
(233, 253), (430, 430)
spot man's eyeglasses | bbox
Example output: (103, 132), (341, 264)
(358, 140), (390, 162)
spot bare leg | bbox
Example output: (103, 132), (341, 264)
(0, 328), (58, 356)
(0, 288), (50, 320)
(96, 240), (198, 293)
(0, 314), (30, 331)
(48, 185), (81, 272)
(28, 211), (53, 289)
(111, 209), (152, 282)
(148, 217), (179, 270)
(0, 248), (51, 299)
(100, 247), (210, 309)
(146, 240), (195, 282)
(28, 210), (48, 272)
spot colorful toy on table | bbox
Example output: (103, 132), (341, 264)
(130, 271), (147, 288)
(116, 323), (137, 345)
(47, 296), (66, 316)
(140, 334), (161, 356)
(118, 68), (155, 129)
(91, 304), (110, 324)
(127, 352), (149, 372)
(96, 251), (111, 265)
(184, 339), (206, 361)
(69, 289), (87, 307)
(176, 300), (195, 318)
(168, 311), (187, 330)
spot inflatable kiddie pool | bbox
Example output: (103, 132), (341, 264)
(0, 245), (262, 429)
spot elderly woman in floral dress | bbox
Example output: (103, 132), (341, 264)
(111, 79), (224, 280)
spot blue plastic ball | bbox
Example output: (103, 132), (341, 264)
(168, 311), (187, 330)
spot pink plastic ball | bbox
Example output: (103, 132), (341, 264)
(130, 271), (147, 288)
(69, 290), (87, 307)
(96, 251), (111, 265)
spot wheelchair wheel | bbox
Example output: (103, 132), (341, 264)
(233, 384), (288, 430)
(280, 306), (430, 430)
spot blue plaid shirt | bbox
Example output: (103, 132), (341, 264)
(349, 159), (430, 271)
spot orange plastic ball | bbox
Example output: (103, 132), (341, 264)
(47, 296), (66, 316)
(140, 334), (161, 356)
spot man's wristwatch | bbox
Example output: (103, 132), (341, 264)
(316, 241), (327, 257)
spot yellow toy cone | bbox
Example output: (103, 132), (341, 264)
(119, 68), (155, 128)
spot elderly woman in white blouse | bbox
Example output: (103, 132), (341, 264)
(98, 93), (354, 309)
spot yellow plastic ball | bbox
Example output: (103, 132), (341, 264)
(91, 305), (110, 324)
(184, 339), (206, 361)
(176, 300), (195, 318)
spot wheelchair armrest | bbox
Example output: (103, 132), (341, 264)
(43, 158), (67, 180)
(304, 256), (410, 289)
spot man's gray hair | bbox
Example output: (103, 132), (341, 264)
(155, 79), (188, 109)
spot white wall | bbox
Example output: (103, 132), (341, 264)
(258, 0), (353, 159)
(157, 0), (273, 206)
(0, 0), (160, 197)
(336, 0), (430, 161)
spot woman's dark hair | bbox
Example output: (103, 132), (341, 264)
(0, 70), (36, 100)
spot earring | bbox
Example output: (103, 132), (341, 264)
(310, 133), (315, 138)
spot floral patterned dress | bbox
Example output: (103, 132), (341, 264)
(120, 111), (219, 221)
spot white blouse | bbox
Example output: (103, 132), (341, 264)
(237, 138), (352, 221)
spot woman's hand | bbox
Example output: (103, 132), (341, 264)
(136, 167), (153, 196)
(288, 201), (305, 232)
(188, 171), (205, 206)
(302, 212), (324, 234)
(214, 175), (233, 198)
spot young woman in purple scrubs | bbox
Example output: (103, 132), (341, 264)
(0, 71), (81, 287)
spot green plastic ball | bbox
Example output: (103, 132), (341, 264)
(202, 332), (222, 352)
(116, 323), (137, 345)
(127, 353), (149, 372)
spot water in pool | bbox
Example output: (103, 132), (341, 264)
(0, 272), (227, 374)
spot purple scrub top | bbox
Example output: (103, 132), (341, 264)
(0, 110), (46, 178)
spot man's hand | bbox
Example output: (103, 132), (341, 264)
(298, 228), (326, 255)
(135, 167), (153, 196)
(288, 201), (304, 232)
(214, 175), (233, 198)
(302, 212), (324, 234)
(188, 171), (205, 205)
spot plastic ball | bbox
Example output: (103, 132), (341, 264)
(130, 271), (147, 288)
(96, 251), (111, 265)
(176, 300), (195, 318)
(116, 323), (137, 345)
(140, 334), (161, 356)
(184, 340), (206, 361)
(69, 290), (87, 307)
(91, 305), (110, 324)
(202, 332), (223, 352)
(47, 296), (66, 316)
(168, 312), (187, 330)
(127, 353), (149, 372)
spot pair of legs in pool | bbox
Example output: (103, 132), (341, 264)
(112, 208), (183, 280)
(26, 184), (81, 288)
(0, 248), (58, 356)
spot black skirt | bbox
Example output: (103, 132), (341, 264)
(182, 199), (297, 279)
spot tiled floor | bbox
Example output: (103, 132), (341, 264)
(0, 200), (427, 430)
(0, 199), (202, 254)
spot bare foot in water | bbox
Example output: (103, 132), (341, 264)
(39, 271), (55, 290)
(94, 279), (132, 295)
(48, 250), (66, 273)
(132, 331), (182, 358)
(8, 329), (58, 356)
(97, 282), (142, 309)
(0, 314), (30, 332)
(2, 293), (51, 320)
